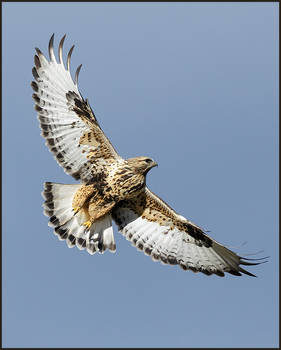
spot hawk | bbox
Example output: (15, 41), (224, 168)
(32, 34), (266, 277)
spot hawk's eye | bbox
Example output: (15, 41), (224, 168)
(145, 159), (151, 163)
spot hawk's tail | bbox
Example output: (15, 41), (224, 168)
(42, 182), (116, 254)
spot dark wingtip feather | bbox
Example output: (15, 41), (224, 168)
(240, 260), (268, 266)
(214, 270), (225, 277)
(32, 67), (39, 80)
(238, 267), (257, 278)
(31, 81), (38, 92)
(74, 64), (82, 85)
(238, 254), (268, 276)
(32, 93), (40, 103)
(58, 34), (66, 65)
(241, 256), (270, 261)
(48, 33), (55, 61)
(35, 47), (43, 56)
(35, 104), (42, 112)
(228, 270), (242, 277)
(34, 55), (41, 69)
(67, 45), (75, 71)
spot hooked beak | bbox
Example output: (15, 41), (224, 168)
(151, 161), (158, 169)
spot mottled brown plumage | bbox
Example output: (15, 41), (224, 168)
(34, 34), (266, 276)
(72, 157), (157, 227)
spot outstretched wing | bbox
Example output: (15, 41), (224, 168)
(32, 34), (121, 183)
(112, 188), (266, 277)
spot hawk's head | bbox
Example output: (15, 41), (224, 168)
(127, 156), (158, 175)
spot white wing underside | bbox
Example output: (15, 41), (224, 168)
(32, 35), (119, 183)
(113, 206), (264, 277)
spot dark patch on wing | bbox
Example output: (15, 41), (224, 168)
(32, 67), (39, 80)
(31, 81), (39, 92)
(32, 93), (40, 103)
(179, 222), (212, 248)
(34, 55), (41, 69)
(35, 105), (42, 112)
(113, 191), (213, 248)
(66, 90), (97, 124)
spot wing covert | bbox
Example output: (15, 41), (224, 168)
(32, 34), (121, 183)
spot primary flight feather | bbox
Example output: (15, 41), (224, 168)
(32, 34), (266, 277)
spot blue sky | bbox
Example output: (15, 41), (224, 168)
(2, 2), (278, 348)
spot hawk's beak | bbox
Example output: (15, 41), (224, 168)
(151, 161), (158, 168)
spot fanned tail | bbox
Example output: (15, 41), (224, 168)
(42, 182), (116, 254)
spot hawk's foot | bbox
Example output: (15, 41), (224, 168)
(83, 220), (92, 230)
(72, 206), (81, 215)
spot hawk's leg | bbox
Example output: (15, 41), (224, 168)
(83, 199), (115, 229)
(72, 184), (96, 214)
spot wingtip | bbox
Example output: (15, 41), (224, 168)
(58, 34), (66, 66)
(48, 33), (56, 62)
(67, 45), (75, 71)
(238, 253), (269, 277)
(34, 55), (41, 69)
(241, 255), (270, 261)
(239, 267), (257, 277)
(35, 47), (43, 56)
(74, 64), (82, 85)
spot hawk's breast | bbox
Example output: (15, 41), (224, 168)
(107, 162), (146, 201)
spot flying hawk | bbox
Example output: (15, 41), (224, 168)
(32, 34), (266, 277)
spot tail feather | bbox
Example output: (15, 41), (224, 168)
(42, 182), (116, 254)
(88, 215), (116, 254)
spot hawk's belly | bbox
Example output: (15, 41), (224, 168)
(71, 170), (145, 224)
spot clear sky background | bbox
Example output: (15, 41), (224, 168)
(2, 3), (278, 348)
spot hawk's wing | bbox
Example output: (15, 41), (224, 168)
(32, 34), (121, 183)
(112, 188), (265, 277)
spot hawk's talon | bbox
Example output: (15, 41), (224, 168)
(73, 207), (81, 216)
(83, 221), (92, 229)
